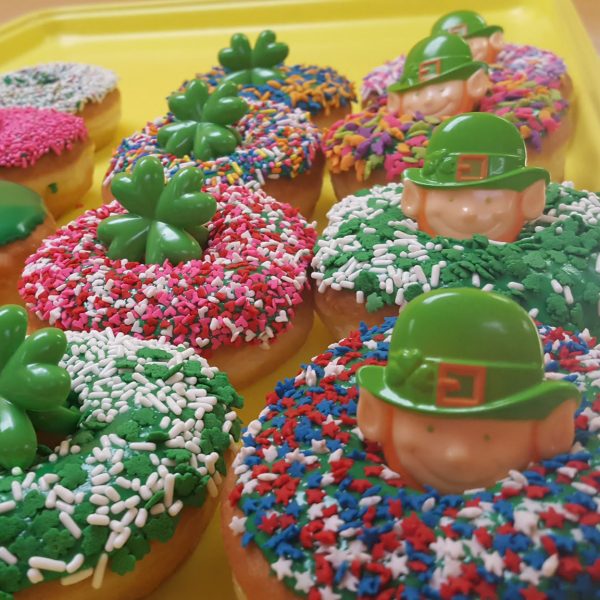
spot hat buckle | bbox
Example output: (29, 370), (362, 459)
(448, 23), (468, 36)
(436, 362), (487, 408)
(455, 154), (489, 182)
(418, 58), (442, 82)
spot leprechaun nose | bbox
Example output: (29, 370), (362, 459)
(444, 444), (469, 465)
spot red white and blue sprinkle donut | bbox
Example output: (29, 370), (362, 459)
(19, 184), (316, 388)
(222, 318), (600, 599)
(102, 101), (324, 218)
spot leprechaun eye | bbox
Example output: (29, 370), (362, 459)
(448, 196), (454, 203)
(426, 425), (435, 433)
(483, 434), (491, 441)
(485, 197), (492, 204)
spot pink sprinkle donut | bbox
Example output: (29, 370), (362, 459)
(19, 184), (316, 388)
(0, 106), (93, 219)
(0, 106), (88, 168)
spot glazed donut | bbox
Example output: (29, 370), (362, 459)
(0, 107), (94, 219)
(0, 63), (121, 150)
(0, 306), (242, 600)
(0, 182), (56, 306)
(103, 97), (323, 218)
(312, 182), (600, 340)
(194, 30), (355, 130)
(20, 178), (316, 389)
(222, 316), (600, 599)
(361, 44), (571, 107)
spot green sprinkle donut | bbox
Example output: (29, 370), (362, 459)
(0, 328), (242, 598)
(312, 181), (600, 337)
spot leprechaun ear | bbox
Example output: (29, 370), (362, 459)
(357, 389), (390, 443)
(489, 31), (505, 51)
(387, 91), (403, 114)
(466, 68), (490, 99)
(521, 179), (547, 220)
(401, 180), (424, 218)
(534, 399), (577, 459)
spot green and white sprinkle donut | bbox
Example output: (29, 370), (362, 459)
(0, 328), (242, 597)
(312, 181), (600, 335)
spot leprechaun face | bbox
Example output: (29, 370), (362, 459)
(389, 80), (468, 118)
(401, 179), (547, 243)
(358, 389), (577, 494)
(422, 187), (522, 241)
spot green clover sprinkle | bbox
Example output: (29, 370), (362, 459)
(218, 29), (289, 85)
(157, 79), (248, 160)
(98, 156), (217, 265)
(0, 305), (74, 470)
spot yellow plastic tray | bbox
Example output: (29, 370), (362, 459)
(0, 0), (598, 597)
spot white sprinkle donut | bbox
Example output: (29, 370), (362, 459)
(0, 328), (242, 600)
(0, 63), (121, 151)
(19, 184), (316, 388)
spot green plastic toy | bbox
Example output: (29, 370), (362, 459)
(432, 10), (503, 39)
(388, 34), (487, 93)
(218, 30), (289, 85)
(0, 305), (75, 470)
(403, 112), (549, 191)
(157, 79), (248, 161)
(98, 156), (217, 265)
(0, 181), (47, 247)
(357, 288), (579, 419)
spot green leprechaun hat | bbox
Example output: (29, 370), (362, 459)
(357, 288), (579, 419)
(388, 34), (487, 93)
(432, 10), (503, 39)
(403, 112), (550, 191)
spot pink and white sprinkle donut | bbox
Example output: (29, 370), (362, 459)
(19, 184), (317, 388)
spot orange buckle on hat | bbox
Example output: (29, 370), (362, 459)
(455, 154), (489, 182)
(448, 23), (468, 36)
(436, 362), (487, 408)
(418, 58), (442, 82)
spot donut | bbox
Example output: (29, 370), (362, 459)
(193, 30), (355, 130)
(0, 305), (242, 599)
(327, 43), (571, 199)
(0, 182), (56, 306)
(312, 181), (600, 340)
(0, 107), (94, 219)
(221, 312), (600, 599)
(20, 159), (316, 389)
(103, 81), (323, 218)
(0, 63), (120, 150)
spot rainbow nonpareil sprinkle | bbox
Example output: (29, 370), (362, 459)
(196, 64), (356, 117)
(0, 107), (88, 168)
(228, 318), (600, 599)
(19, 184), (316, 354)
(103, 101), (321, 190)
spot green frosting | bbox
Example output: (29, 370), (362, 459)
(0, 329), (243, 597)
(357, 288), (578, 420)
(98, 156), (217, 265)
(157, 79), (248, 160)
(218, 30), (289, 85)
(0, 305), (74, 470)
(0, 182), (47, 247)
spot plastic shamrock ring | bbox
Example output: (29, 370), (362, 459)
(221, 316), (600, 600)
(0, 325), (243, 600)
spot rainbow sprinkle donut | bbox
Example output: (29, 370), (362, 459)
(19, 184), (316, 387)
(0, 326), (242, 597)
(102, 101), (323, 216)
(223, 318), (600, 599)
(361, 44), (570, 106)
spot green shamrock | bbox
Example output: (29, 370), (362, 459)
(157, 80), (248, 161)
(0, 305), (74, 470)
(218, 30), (289, 85)
(98, 156), (217, 265)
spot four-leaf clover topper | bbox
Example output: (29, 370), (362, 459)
(0, 305), (74, 470)
(157, 79), (248, 161)
(218, 30), (290, 86)
(98, 156), (217, 265)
